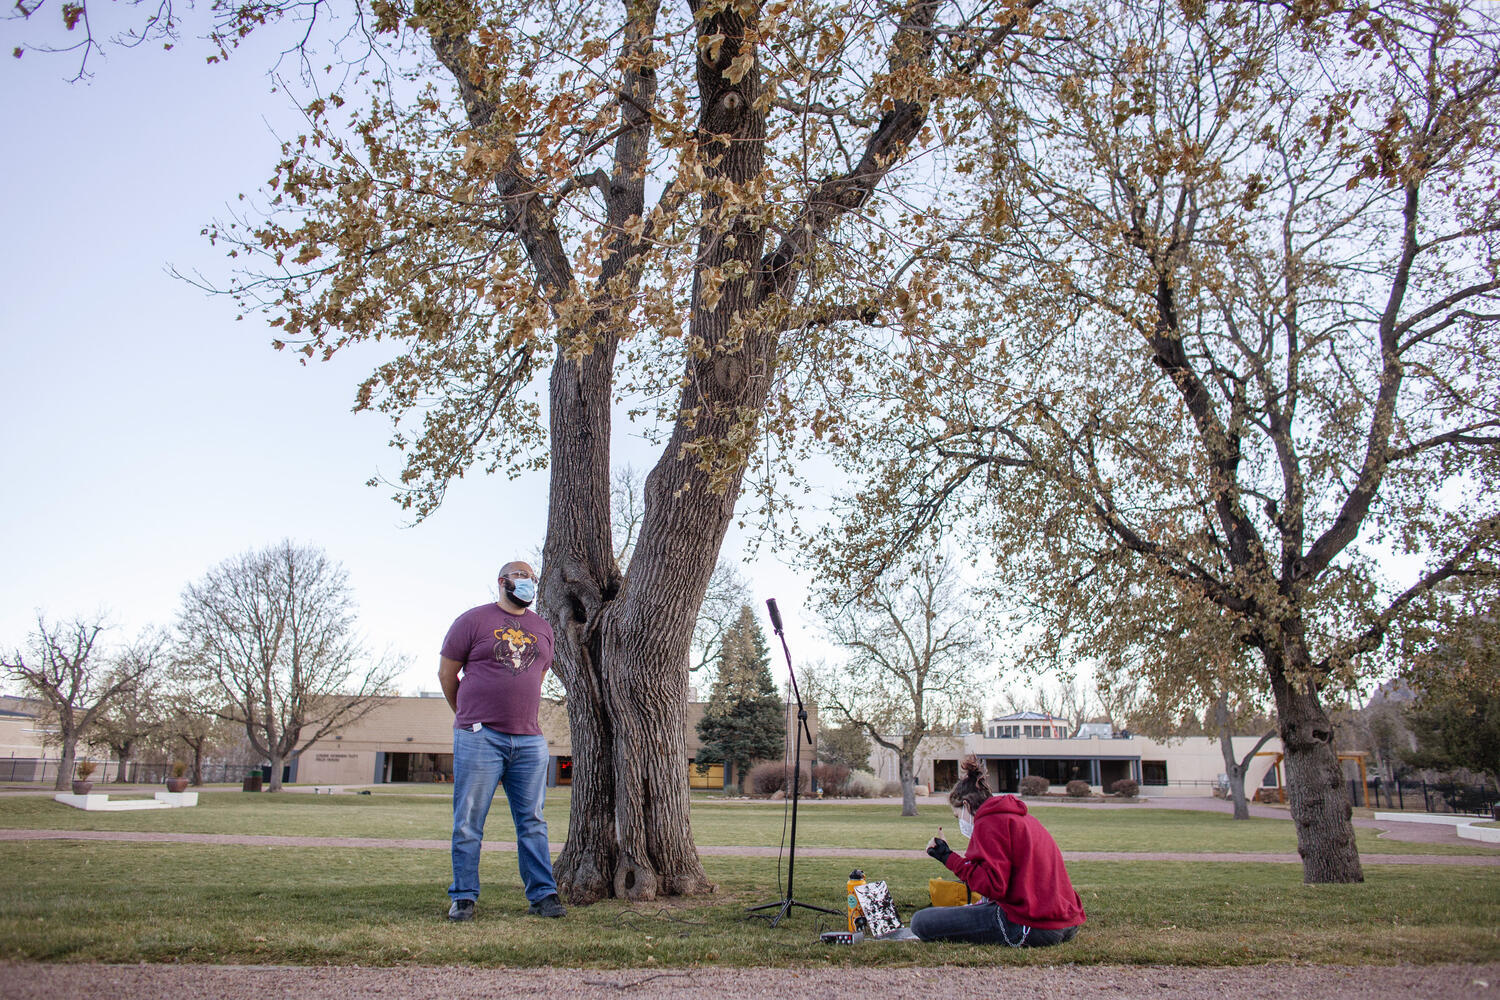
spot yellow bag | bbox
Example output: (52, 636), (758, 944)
(928, 879), (983, 907)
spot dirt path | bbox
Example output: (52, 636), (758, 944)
(3, 828), (1496, 865)
(2, 960), (1497, 999)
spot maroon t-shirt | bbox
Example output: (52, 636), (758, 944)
(441, 603), (554, 734)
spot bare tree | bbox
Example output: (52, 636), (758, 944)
(161, 661), (245, 786)
(2, 615), (153, 790)
(1095, 677), (1139, 734)
(814, 0), (1500, 881)
(175, 541), (400, 792)
(94, 632), (170, 783)
(817, 554), (981, 815)
(1034, 678), (1094, 735)
(610, 466), (648, 567)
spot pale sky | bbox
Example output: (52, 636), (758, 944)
(0, 29), (831, 697)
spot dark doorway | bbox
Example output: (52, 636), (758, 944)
(1099, 759), (1131, 790)
(989, 759), (1020, 793)
(386, 752), (454, 782)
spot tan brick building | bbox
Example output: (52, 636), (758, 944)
(289, 694), (817, 789)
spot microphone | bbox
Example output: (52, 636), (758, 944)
(766, 597), (785, 634)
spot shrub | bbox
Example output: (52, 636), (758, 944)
(842, 770), (883, 798)
(1111, 778), (1139, 798)
(746, 761), (810, 796)
(171, 761), (188, 778)
(1019, 775), (1050, 796)
(812, 763), (851, 795)
(75, 760), (96, 780)
(880, 780), (903, 797)
(1066, 779), (1092, 798)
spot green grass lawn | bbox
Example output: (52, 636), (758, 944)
(0, 790), (1490, 856)
(0, 842), (1494, 967)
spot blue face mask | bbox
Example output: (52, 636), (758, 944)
(507, 578), (537, 605)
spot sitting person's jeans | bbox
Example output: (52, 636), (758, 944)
(909, 900), (1080, 947)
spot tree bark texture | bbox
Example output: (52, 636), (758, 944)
(55, 734), (78, 792)
(188, 744), (205, 786)
(1214, 694), (1251, 821)
(1219, 742), (1251, 821)
(1266, 639), (1364, 884)
(898, 754), (918, 817)
(115, 747), (133, 785)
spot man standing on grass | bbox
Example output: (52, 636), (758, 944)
(439, 560), (565, 922)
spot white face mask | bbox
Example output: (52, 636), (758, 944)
(508, 578), (537, 605)
(958, 805), (975, 839)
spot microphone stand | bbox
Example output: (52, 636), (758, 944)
(747, 598), (842, 928)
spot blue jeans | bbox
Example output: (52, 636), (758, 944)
(449, 726), (557, 904)
(909, 900), (1079, 947)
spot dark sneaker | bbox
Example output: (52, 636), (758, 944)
(528, 893), (566, 918)
(448, 899), (475, 922)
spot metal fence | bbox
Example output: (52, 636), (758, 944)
(1362, 778), (1498, 816)
(0, 756), (258, 786)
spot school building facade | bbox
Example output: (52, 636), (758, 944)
(868, 712), (1292, 797)
(288, 694), (817, 789)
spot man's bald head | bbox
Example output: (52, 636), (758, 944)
(499, 561), (536, 581)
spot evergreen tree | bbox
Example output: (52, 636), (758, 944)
(695, 606), (785, 791)
(818, 723), (872, 773)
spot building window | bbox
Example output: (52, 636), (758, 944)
(689, 761), (723, 789)
(1142, 760), (1169, 785)
(1030, 759), (1082, 784)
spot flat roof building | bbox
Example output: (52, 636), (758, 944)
(869, 728), (1289, 797)
(289, 695), (817, 790)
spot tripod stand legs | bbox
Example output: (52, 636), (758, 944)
(746, 897), (842, 929)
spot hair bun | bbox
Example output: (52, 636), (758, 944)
(960, 754), (982, 775)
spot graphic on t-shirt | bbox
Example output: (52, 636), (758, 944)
(494, 626), (538, 674)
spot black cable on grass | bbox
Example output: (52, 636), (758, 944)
(610, 907), (713, 936)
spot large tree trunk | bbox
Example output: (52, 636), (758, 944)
(898, 753), (918, 817)
(599, 582), (712, 899)
(542, 317), (630, 903)
(267, 751), (285, 792)
(555, 659), (618, 902)
(544, 0), (772, 904)
(55, 734), (77, 792)
(1266, 639), (1363, 883)
(187, 740), (205, 786)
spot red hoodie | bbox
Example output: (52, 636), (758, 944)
(943, 794), (1086, 929)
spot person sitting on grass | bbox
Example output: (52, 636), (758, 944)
(913, 754), (1085, 946)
